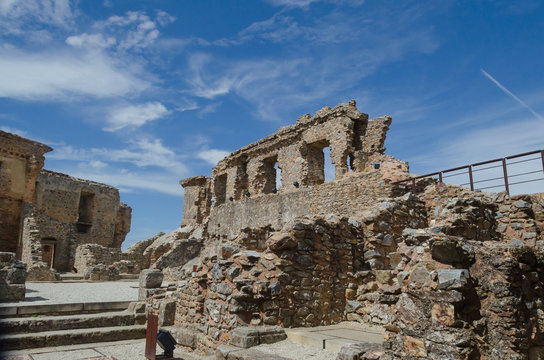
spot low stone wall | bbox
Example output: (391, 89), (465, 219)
(207, 168), (396, 240)
(0, 252), (26, 302)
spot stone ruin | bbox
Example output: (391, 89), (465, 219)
(0, 130), (133, 294)
(130, 101), (544, 359)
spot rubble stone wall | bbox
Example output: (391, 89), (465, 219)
(180, 101), (404, 240)
(20, 170), (132, 272)
(0, 131), (51, 254)
(0, 252), (26, 302)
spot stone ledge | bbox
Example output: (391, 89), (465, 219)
(216, 344), (289, 360)
(230, 326), (287, 348)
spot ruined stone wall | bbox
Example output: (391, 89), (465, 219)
(0, 252), (26, 302)
(207, 170), (395, 240)
(180, 101), (399, 234)
(20, 170), (131, 272)
(0, 131), (51, 255)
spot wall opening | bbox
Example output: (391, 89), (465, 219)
(214, 174), (227, 205)
(347, 154), (354, 172)
(323, 146), (334, 182)
(307, 140), (329, 185)
(263, 156), (279, 194)
(77, 192), (94, 233)
(274, 161), (282, 190)
(41, 238), (56, 269)
(236, 161), (249, 199)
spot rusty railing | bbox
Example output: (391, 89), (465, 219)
(394, 149), (544, 195)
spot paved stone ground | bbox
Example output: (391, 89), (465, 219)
(1, 338), (338, 360)
(0, 281), (139, 306)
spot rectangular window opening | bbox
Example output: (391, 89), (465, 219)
(347, 154), (354, 172)
(77, 192), (94, 233)
(307, 140), (330, 185)
(214, 174), (227, 205)
(263, 156), (279, 194)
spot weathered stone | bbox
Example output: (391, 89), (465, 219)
(336, 342), (383, 360)
(159, 300), (176, 326)
(266, 233), (297, 251)
(139, 269), (163, 289)
(436, 269), (470, 290)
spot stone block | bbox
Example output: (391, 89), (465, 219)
(0, 283), (25, 302)
(336, 342), (383, 360)
(172, 328), (200, 349)
(230, 326), (286, 348)
(138, 287), (166, 300)
(128, 301), (146, 313)
(159, 300), (176, 326)
(139, 269), (163, 289)
(230, 327), (260, 348)
(437, 269), (470, 290)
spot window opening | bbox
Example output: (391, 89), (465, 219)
(323, 146), (334, 183)
(214, 174), (227, 205)
(77, 192), (94, 233)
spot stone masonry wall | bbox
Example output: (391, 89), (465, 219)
(180, 101), (398, 235)
(0, 131), (51, 254)
(20, 170), (131, 272)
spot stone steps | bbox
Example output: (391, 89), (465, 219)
(0, 310), (146, 334)
(0, 300), (132, 317)
(0, 324), (147, 351)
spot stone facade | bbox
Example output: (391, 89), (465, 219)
(0, 130), (132, 276)
(21, 170), (132, 272)
(180, 101), (407, 240)
(0, 131), (52, 255)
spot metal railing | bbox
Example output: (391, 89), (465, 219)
(394, 150), (544, 195)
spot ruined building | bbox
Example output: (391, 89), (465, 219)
(0, 130), (131, 279)
(133, 101), (543, 359)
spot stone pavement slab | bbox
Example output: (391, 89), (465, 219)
(0, 281), (139, 307)
(285, 321), (384, 352)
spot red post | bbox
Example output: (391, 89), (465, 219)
(502, 158), (510, 195)
(439, 172), (443, 183)
(468, 165), (474, 191)
(145, 313), (158, 360)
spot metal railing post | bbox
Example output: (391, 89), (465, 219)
(502, 158), (510, 195)
(411, 178), (416, 192)
(468, 165), (474, 191)
(439, 172), (443, 183)
(541, 150), (544, 175)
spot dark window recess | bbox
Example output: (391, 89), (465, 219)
(214, 174), (227, 205)
(77, 192), (94, 233)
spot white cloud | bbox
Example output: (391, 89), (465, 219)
(196, 149), (230, 165)
(49, 136), (187, 174)
(0, 0), (74, 35)
(66, 33), (116, 49)
(104, 102), (170, 132)
(0, 47), (149, 100)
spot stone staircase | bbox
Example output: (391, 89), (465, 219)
(0, 300), (146, 351)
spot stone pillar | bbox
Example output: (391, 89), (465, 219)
(180, 176), (211, 226)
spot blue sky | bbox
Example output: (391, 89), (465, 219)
(1, 0), (543, 248)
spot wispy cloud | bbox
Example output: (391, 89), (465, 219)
(0, 0), (74, 36)
(0, 47), (149, 100)
(104, 102), (170, 132)
(196, 149), (230, 165)
(480, 68), (544, 121)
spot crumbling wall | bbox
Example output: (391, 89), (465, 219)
(0, 131), (51, 254)
(20, 170), (131, 272)
(0, 252), (26, 302)
(179, 101), (401, 238)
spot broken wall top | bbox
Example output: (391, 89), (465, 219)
(212, 100), (372, 173)
(0, 130), (53, 159)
